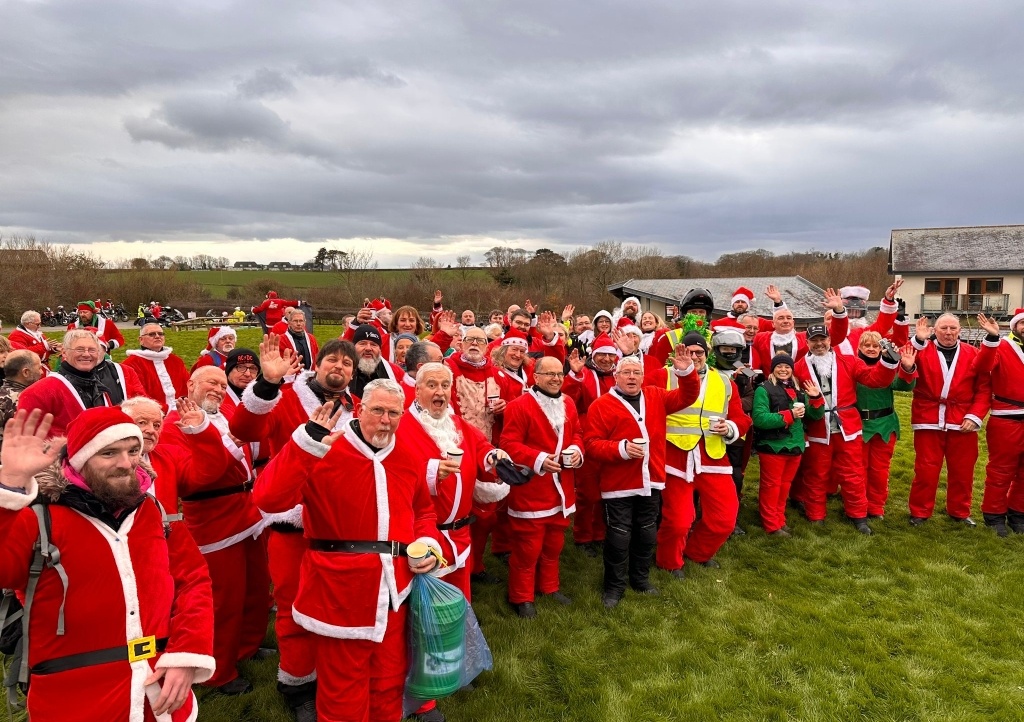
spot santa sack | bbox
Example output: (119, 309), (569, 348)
(403, 575), (469, 705)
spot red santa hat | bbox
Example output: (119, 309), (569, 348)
(366, 298), (392, 312)
(66, 407), (143, 472)
(1010, 308), (1024, 329)
(839, 286), (871, 301)
(711, 317), (746, 331)
(591, 332), (620, 356)
(731, 287), (755, 306)
(205, 325), (236, 352)
(620, 324), (642, 338)
(501, 328), (530, 349)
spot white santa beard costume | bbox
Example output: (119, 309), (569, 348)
(533, 391), (566, 431)
(415, 403), (463, 452)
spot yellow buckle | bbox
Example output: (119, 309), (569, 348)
(128, 635), (157, 663)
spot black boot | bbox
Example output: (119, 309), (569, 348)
(984, 513), (1009, 538)
(1007, 509), (1024, 534)
(279, 679), (318, 720)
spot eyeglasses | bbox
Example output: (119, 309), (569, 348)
(365, 406), (404, 420)
(69, 347), (100, 355)
(142, 332), (165, 338)
(687, 349), (706, 357)
(535, 372), (564, 378)
(232, 365), (259, 375)
(617, 370), (644, 377)
(464, 338), (488, 346)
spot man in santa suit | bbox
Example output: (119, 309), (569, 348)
(8, 310), (60, 374)
(252, 290), (301, 329)
(348, 324), (405, 400)
(160, 366), (270, 695)
(252, 379), (443, 722)
(66, 300), (125, 353)
(233, 336), (359, 719)
(17, 329), (145, 438)
(829, 280), (905, 356)
(711, 285), (786, 333)
(976, 311), (1024, 536)
(402, 341), (445, 407)
(500, 356), (582, 618)
(611, 296), (642, 329)
(644, 332), (751, 575)
(563, 333), (621, 555)
(0, 407), (215, 722)
(398, 362), (509, 600)
(190, 325), (237, 373)
(342, 298), (393, 357)
(447, 325), (505, 442)
(793, 324), (899, 533)
(121, 323), (190, 413)
(279, 307), (319, 372)
(584, 352), (699, 608)
(486, 309), (566, 361)
(750, 288), (849, 371)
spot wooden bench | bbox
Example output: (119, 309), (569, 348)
(169, 318), (261, 332)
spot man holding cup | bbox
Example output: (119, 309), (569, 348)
(500, 356), (584, 618)
(584, 353), (700, 608)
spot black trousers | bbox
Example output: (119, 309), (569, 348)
(603, 490), (661, 595)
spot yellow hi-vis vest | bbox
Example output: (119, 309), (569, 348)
(666, 369), (730, 458)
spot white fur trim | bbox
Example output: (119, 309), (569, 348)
(178, 413), (211, 435)
(532, 452), (549, 476)
(278, 668), (317, 686)
(472, 480), (510, 504)
(621, 324), (642, 338)
(964, 414), (983, 430)
(501, 336), (529, 349)
(261, 504), (305, 528)
(618, 440), (631, 461)
(425, 459), (441, 496)
(291, 425), (331, 459)
(208, 326), (235, 349)
(0, 474), (39, 509)
(156, 652), (216, 684)
(241, 383), (282, 415)
(197, 520), (263, 554)
(911, 335), (929, 351)
(69, 423), (143, 472)
(983, 337), (1000, 348)
(673, 363), (695, 377)
(840, 286), (870, 301)
(1011, 312), (1024, 329)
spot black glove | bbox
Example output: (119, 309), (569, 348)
(495, 457), (532, 486)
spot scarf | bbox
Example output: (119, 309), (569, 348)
(57, 361), (108, 408)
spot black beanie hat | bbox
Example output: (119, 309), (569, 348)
(681, 331), (709, 353)
(770, 353), (796, 373)
(225, 348), (260, 377)
(353, 324), (382, 347)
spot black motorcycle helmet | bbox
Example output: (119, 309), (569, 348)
(679, 288), (715, 317)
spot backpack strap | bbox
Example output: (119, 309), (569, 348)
(147, 493), (173, 538)
(19, 503), (68, 686)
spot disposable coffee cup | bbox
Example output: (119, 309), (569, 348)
(632, 438), (647, 454)
(447, 449), (464, 462)
(561, 449), (575, 467)
(487, 394), (499, 409)
(406, 541), (430, 561)
(792, 402), (805, 413)
(708, 416), (721, 427)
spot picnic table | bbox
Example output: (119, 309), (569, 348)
(169, 317), (261, 332)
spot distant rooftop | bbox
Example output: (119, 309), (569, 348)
(608, 276), (826, 320)
(890, 225), (1024, 274)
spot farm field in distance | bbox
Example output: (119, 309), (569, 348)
(177, 268), (492, 298)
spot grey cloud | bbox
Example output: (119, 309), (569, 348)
(236, 68), (296, 99)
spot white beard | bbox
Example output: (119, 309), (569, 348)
(417, 405), (463, 453)
(358, 356), (380, 375)
(808, 352), (834, 384)
(534, 391), (566, 432)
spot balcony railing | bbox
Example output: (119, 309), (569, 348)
(920, 293), (1011, 314)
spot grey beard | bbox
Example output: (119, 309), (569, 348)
(358, 356), (380, 375)
(200, 399), (221, 415)
(417, 404), (462, 452)
(534, 391), (566, 431)
(370, 430), (393, 448)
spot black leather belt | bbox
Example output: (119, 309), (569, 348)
(860, 407), (895, 420)
(181, 480), (254, 502)
(994, 395), (1024, 408)
(438, 514), (476, 531)
(308, 539), (408, 556)
(253, 458), (270, 469)
(267, 522), (303, 534)
(32, 637), (168, 675)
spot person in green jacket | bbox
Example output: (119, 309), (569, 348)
(855, 331), (918, 519)
(752, 354), (825, 536)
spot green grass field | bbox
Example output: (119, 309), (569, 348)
(180, 269), (491, 299)
(28, 328), (1024, 721)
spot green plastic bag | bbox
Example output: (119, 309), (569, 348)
(405, 574), (467, 700)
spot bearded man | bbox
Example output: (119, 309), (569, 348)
(191, 326), (237, 373)
(121, 323), (190, 413)
(66, 300), (125, 353)
(0, 407), (214, 721)
(348, 325), (404, 399)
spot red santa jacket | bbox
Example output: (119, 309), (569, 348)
(16, 364), (145, 438)
(583, 367), (701, 498)
(446, 354), (503, 443)
(562, 364), (616, 427)
(500, 389), (582, 518)
(252, 297), (299, 327)
(190, 349), (229, 374)
(144, 442), (199, 518)
(0, 468), (214, 722)
(67, 314), (125, 351)
(833, 299), (899, 356)
(121, 348), (190, 413)
(253, 422), (439, 642)
(750, 313), (849, 371)
(279, 330), (320, 371)
(162, 408), (263, 552)
(7, 326), (55, 373)
(397, 411), (495, 574)
(977, 336), (1024, 417)
(646, 366), (752, 481)
(794, 351), (898, 443)
(490, 362), (535, 444)
(909, 337), (988, 431)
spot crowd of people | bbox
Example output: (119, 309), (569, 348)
(0, 281), (1022, 722)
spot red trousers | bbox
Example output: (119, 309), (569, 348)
(572, 463), (606, 544)
(864, 434), (897, 517)
(268, 529), (317, 684)
(800, 435), (867, 521)
(203, 534), (271, 687)
(909, 429), (978, 519)
(758, 453), (801, 533)
(982, 418), (1024, 515)
(507, 514), (570, 604)
(656, 472), (737, 569)
(315, 607), (408, 722)
(470, 500), (507, 574)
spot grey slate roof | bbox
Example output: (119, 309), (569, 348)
(608, 276), (827, 320)
(889, 225), (1024, 273)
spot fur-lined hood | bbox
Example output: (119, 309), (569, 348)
(35, 458), (157, 503)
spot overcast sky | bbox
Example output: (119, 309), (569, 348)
(2, 1), (1023, 267)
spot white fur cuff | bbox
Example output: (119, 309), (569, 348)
(241, 384), (281, 415)
(178, 412), (211, 435)
(0, 475), (39, 510)
(291, 425), (331, 459)
(156, 652), (217, 684)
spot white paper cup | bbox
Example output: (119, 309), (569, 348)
(561, 450), (575, 467)
(487, 395), (499, 409)
(406, 541), (430, 561)
(631, 438), (647, 454)
(708, 416), (721, 427)
(792, 402), (805, 413)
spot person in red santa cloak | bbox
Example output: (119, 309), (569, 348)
(190, 325), (237, 373)
(348, 324), (405, 400)
(486, 309), (566, 361)
(710, 284), (786, 333)
(17, 330), (145, 438)
(828, 280), (906, 356)
(233, 336), (359, 720)
(611, 296), (642, 330)
(0, 407), (214, 722)
(277, 307), (319, 374)
(500, 356), (582, 618)
(750, 288), (849, 371)
(252, 379), (443, 722)
(905, 314), (987, 528)
(66, 300), (125, 353)
(121, 323), (190, 413)
(584, 352), (699, 608)
(342, 298), (393, 356)
(971, 312), (1024, 536)
(562, 332), (621, 556)
(447, 325), (505, 443)
(792, 324), (899, 533)
(252, 290), (301, 329)
(160, 366), (270, 695)
(644, 332), (751, 576)
(7, 310), (60, 374)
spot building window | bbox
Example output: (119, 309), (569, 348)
(967, 278), (1003, 294)
(922, 278), (959, 312)
(966, 278), (1006, 312)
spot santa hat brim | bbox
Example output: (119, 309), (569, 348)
(1010, 309), (1024, 329)
(501, 336), (529, 349)
(69, 423), (143, 472)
